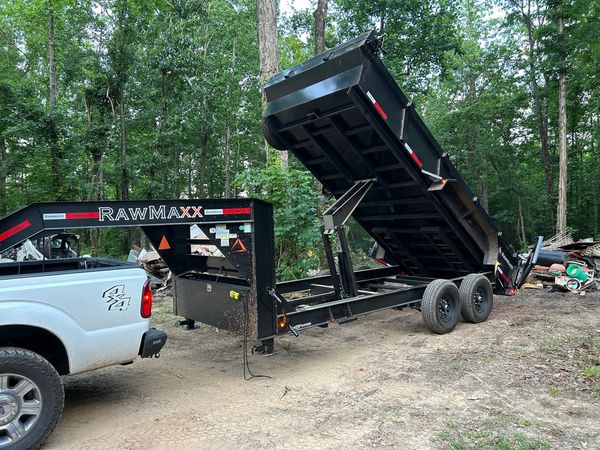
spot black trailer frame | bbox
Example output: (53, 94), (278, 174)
(0, 198), (515, 352)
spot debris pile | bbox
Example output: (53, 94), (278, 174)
(128, 246), (172, 288)
(129, 225), (224, 289)
(524, 234), (599, 294)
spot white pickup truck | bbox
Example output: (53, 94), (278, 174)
(0, 256), (167, 449)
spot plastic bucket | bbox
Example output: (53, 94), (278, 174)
(566, 264), (587, 281)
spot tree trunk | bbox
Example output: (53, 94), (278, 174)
(48, 14), (57, 111)
(198, 131), (208, 196)
(47, 11), (63, 199)
(519, 0), (553, 219)
(119, 100), (129, 202)
(0, 139), (6, 216)
(312, 0), (328, 194)
(224, 37), (236, 198)
(257, 0), (285, 166)
(313, 0), (327, 54)
(556, 10), (568, 233)
(119, 99), (133, 252)
(480, 152), (489, 212)
(518, 195), (527, 248)
(224, 118), (232, 198)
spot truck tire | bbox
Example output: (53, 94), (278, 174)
(459, 274), (493, 323)
(0, 347), (64, 450)
(421, 279), (461, 334)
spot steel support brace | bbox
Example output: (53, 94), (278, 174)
(323, 179), (375, 234)
(321, 179), (374, 299)
(337, 227), (358, 297)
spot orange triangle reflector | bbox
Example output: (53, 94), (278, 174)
(231, 238), (247, 252)
(158, 235), (171, 250)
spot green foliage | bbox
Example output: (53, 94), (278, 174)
(0, 0), (599, 267)
(235, 160), (322, 280)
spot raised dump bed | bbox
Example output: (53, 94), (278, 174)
(262, 30), (518, 294)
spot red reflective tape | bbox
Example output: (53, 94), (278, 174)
(501, 271), (510, 283)
(410, 151), (423, 168)
(373, 102), (388, 120)
(0, 220), (32, 243)
(222, 208), (251, 215)
(65, 212), (100, 219)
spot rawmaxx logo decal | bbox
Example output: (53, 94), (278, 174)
(98, 205), (203, 222)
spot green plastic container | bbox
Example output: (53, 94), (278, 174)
(566, 264), (587, 281)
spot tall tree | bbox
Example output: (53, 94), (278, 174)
(47, 1), (63, 199)
(256, 0), (285, 166)
(556, 0), (568, 233)
(508, 0), (554, 218)
(314, 0), (328, 54)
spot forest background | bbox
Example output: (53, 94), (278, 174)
(0, 0), (598, 279)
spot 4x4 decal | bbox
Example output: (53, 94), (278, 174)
(102, 285), (131, 312)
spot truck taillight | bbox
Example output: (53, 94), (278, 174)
(141, 280), (152, 318)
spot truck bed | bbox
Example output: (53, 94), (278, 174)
(262, 31), (518, 292)
(0, 257), (137, 277)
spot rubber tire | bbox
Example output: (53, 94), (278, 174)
(459, 274), (494, 323)
(0, 347), (65, 450)
(421, 279), (461, 334)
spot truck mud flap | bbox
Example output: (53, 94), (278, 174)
(139, 328), (167, 358)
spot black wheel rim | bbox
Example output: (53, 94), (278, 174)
(473, 288), (487, 313)
(437, 295), (456, 323)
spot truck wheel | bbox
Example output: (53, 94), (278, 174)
(459, 274), (493, 323)
(421, 279), (461, 334)
(0, 348), (64, 450)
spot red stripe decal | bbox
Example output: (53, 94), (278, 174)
(410, 151), (423, 168)
(66, 212), (100, 219)
(222, 208), (251, 215)
(373, 102), (388, 120)
(0, 220), (32, 243)
(501, 272), (510, 283)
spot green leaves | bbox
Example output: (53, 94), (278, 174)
(235, 160), (322, 280)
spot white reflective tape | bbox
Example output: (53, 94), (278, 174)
(366, 91), (376, 103)
(421, 169), (442, 181)
(404, 142), (414, 154)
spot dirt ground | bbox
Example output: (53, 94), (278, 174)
(44, 289), (600, 449)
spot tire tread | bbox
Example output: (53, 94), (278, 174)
(0, 347), (65, 450)
(421, 279), (460, 334)
(460, 274), (493, 323)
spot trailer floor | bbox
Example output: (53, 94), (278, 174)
(45, 290), (600, 449)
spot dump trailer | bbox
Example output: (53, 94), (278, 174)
(0, 33), (538, 357)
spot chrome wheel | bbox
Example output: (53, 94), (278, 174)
(0, 374), (42, 448)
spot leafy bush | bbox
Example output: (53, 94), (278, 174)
(235, 161), (322, 280)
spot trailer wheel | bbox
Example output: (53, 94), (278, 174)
(421, 279), (461, 334)
(0, 347), (64, 450)
(459, 274), (493, 323)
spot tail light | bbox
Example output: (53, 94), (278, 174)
(141, 279), (153, 318)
